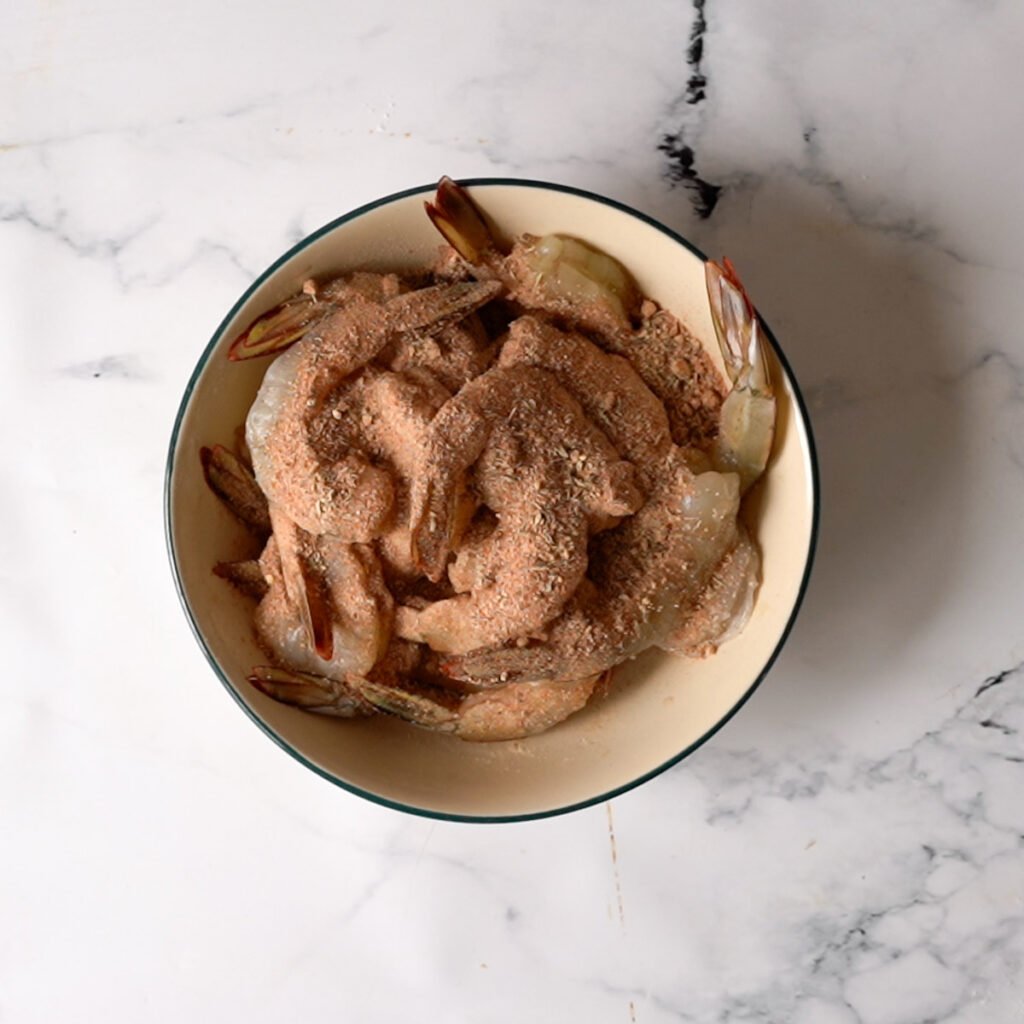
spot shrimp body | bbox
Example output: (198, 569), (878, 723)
(497, 315), (673, 478)
(246, 279), (503, 541)
(443, 450), (754, 685)
(397, 364), (642, 654)
(427, 176), (638, 334)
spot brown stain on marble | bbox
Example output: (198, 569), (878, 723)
(606, 802), (625, 929)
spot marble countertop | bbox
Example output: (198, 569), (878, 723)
(4, 1), (1023, 1020)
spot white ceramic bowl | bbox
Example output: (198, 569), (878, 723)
(165, 178), (819, 821)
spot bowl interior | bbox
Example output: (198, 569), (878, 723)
(167, 181), (817, 820)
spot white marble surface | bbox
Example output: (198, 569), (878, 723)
(3, 0), (1023, 1020)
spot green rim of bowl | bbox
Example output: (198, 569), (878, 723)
(164, 176), (821, 824)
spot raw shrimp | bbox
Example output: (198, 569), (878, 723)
(442, 254), (774, 684)
(250, 638), (421, 718)
(228, 271), (406, 361)
(356, 673), (604, 742)
(232, 267), (496, 390)
(253, 530), (393, 679)
(397, 364), (642, 653)
(601, 301), (727, 452)
(426, 176), (639, 334)
(442, 450), (749, 685)
(217, 274), (500, 671)
(254, 362), (451, 669)
(245, 278), (502, 540)
(250, 659), (604, 742)
(427, 178), (728, 453)
(496, 315), (672, 478)
(441, 255), (775, 684)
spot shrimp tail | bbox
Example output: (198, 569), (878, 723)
(248, 666), (374, 717)
(269, 509), (335, 661)
(705, 259), (776, 491)
(227, 294), (327, 361)
(384, 279), (504, 336)
(424, 176), (496, 264)
(213, 559), (269, 600)
(200, 444), (272, 537)
(705, 258), (769, 394)
(351, 677), (461, 730)
(409, 475), (459, 581)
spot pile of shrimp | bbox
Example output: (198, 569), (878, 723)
(201, 178), (775, 742)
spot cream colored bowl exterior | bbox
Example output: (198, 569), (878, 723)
(166, 180), (818, 821)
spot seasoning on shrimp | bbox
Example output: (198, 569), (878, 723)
(203, 177), (775, 741)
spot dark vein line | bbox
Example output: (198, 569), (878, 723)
(686, 0), (708, 103)
(975, 662), (1022, 700)
(658, 0), (722, 218)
